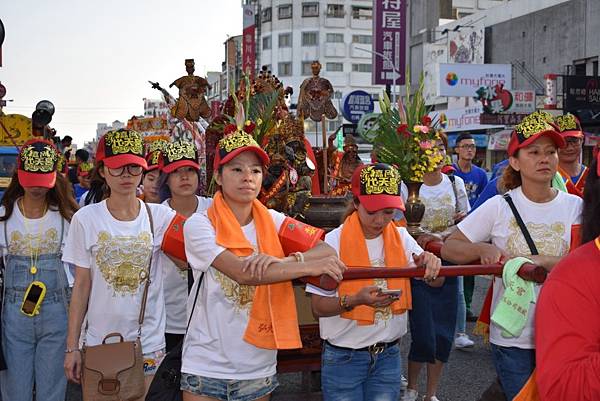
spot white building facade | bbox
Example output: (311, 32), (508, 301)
(255, 0), (385, 131)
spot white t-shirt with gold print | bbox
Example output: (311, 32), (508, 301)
(182, 209), (286, 380)
(305, 225), (422, 349)
(62, 200), (175, 353)
(0, 204), (69, 258)
(457, 186), (582, 349)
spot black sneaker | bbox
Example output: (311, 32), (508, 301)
(466, 309), (478, 322)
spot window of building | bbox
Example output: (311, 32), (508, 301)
(302, 32), (318, 46)
(279, 62), (292, 76)
(593, 60), (598, 76)
(352, 63), (372, 73)
(279, 33), (292, 48)
(352, 34), (372, 44)
(351, 6), (372, 20)
(262, 36), (271, 50)
(278, 4), (292, 19)
(326, 4), (344, 18)
(574, 63), (586, 76)
(326, 33), (344, 43)
(326, 62), (344, 72)
(302, 62), (313, 76)
(262, 7), (272, 22)
(302, 2), (319, 17)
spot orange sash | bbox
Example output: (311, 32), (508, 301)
(338, 212), (412, 325)
(206, 191), (302, 350)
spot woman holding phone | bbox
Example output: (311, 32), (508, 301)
(307, 163), (441, 401)
(1, 139), (78, 401)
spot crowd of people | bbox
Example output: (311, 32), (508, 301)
(0, 109), (598, 401)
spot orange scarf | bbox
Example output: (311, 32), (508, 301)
(338, 211), (412, 325)
(207, 191), (302, 350)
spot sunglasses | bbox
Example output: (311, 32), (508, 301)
(107, 164), (144, 177)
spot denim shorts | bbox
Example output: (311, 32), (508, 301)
(181, 373), (278, 401)
(408, 277), (458, 364)
(143, 348), (166, 376)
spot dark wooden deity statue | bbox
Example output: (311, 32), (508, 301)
(169, 59), (212, 121)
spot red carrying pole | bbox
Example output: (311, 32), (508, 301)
(301, 262), (546, 291)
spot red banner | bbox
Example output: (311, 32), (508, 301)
(242, 5), (256, 78)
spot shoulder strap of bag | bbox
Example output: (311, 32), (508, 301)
(448, 174), (460, 213)
(503, 194), (539, 255)
(185, 271), (204, 334)
(137, 203), (155, 332)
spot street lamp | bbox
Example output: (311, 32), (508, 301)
(355, 46), (401, 107)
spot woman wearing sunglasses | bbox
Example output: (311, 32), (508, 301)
(63, 129), (177, 399)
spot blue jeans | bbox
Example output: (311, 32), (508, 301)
(490, 344), (536, 401)
(321, 341), (402, 401)
(456, 276), (467, 334)
(1, 254), (69, 401)
(408, 277), (458, 363)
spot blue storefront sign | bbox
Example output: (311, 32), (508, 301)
(342, 91), (374, 124)
(447, 132), (489, 148)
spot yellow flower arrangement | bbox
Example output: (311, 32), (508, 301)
(361, 76), (445, 182)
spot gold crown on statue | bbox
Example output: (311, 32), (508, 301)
(252, 66), (284, 95)
(278, 115), (305, 143)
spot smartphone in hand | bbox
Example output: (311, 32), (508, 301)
(378, 288), (402, 298)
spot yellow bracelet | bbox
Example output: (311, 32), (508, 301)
(339, 295), (353, 311)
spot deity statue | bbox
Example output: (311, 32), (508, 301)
(260, 114), (314, 218)
(329, 135), (363, 196)
(297, 61), (338, 122)
(169, 59), (212, 121)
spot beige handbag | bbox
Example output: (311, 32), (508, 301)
(81, 204), (154, 401)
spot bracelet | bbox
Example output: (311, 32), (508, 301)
(339, 295), (353, 311)
(292, 251), (304, 263)
(64, 348), (81, 353)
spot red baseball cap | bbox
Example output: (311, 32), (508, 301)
(161, 140), (200, 173)
(17, 139), (59, 188)
(351, 163), (405, 212)
(213, 131), (269, 169)
(554, 113), (584, 139)
(145, 150), (161, 171)
(507, 111), (565, 157)
(96, 129), (148, 169)
(77, 161), (94, 177)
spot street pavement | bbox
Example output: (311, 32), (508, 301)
(66, 277), (496, 401)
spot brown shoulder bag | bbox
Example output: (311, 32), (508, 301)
(81, 203), (155, 401)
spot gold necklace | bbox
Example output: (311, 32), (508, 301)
(20, 198), (48, 275)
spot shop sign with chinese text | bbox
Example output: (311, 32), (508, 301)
(475, 85), (535, 114)
(372, 0), (406, 85)
(564, 76), (600, 111)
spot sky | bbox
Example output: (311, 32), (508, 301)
(1, 0), (242, 146)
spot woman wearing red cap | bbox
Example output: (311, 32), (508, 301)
(62, 129), (177, 399)
(534, 145), (600, 401)
(141, 150), (162, 203)
(0, 139), (78, 401)
(157, 140), (212, 351)
(442, 111), (583, 400)
(181, 124), (345, 401)
(307, 163), (441, 401)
